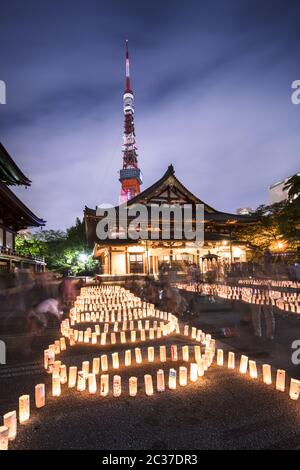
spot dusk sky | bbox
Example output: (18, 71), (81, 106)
(0, 0), (300, 230)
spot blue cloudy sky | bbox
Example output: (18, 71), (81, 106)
(0, 0), (299, 229)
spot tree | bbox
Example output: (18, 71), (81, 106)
(283, 174), (300, 200)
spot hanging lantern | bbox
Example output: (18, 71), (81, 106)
(125, 350), (131, 366)
(100, 374), (109, 396)
(276, 369), (286, 392)
(262, 364), (272, 385)
(228, 352), (235, 369)
(77, 371), (86, 392)
(289, 378), (300, 400)
(68, 366), (77, 388)
(129, 377), (138, 397)
(0, 426), (9, 451)
(182, 346), (189, 362)
(112, 352), (119, 369)
(19, 395), (30, 424)
(88, 373), (97, 394)
(217, 349), (224, 366)
(52, 376), (61, 397)
(35, 384), (45, 408)
(171, 345), (178, 361)
(101, 355), (108, 372)
(144, 374), (154, 396)
(190, 363), (198, 382)
(239, 355), (248, 374)
(157, 369), (165, 392)
(249, 360), (258, 379)
(179, 366), (188, 386)
(169, 369), (177, 390)
(160, 346), (166, 362)
(92, 358), (100, 375)
(113, 375), (122, 397)
(135, 348), (142, 364)
(3, 411), (17, 441)
(148, 346), (154, 362)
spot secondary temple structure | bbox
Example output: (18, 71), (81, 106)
(0, 142), (45, 272)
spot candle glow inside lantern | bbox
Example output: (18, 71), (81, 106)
(68, 366), (77, 388)
(144, 374), (154, 396)
(239, 355), (248, 374)
(289, 378), (300, 400)
(0, 426), (9, 451)
(157, 369), (165, 392)
(112, 352), (119, 369)
(217, 349), (224, 366)
(129, 377), (138, 396)
(77, 371), (86, 392)
(171, 345), (178, 361)
(194, 345), (201, 363)
(101, 355), (108, 372)
(111, 332), (116, 344)
(182, 345), (189, 362)
(100, 374), (109, 396)
(148, 346), (154, 362)
(262, 364), (272, 385)
(92, 332), (97, 344)
(131, 331), (136, 343)
(249, 360), (258, 379)
(92, 358), (100, 375)
(113, 375), (122, 397)
(276, 369), (286, 392)
(179, 366), (188, 386)
(125, 349), (131, 366)
(82, 361), (90, 378)
(228, 352), (235, 370)
(52, 376), (61, 396)
(53, 360), (61, 377)
(140, 329), (146, 341)
(160, 345), (166, 362)
(169, 368), (177, 390)
(190, 363), (198, 382)
(35, 384), (45, 408)
(3, 411), (17, 441)
(88, 373), (97, 394)
(135, 348), (142, 364)
(120, 331), (126, 343)
(19, 395), (30, 424)
(100, 333), (106, 345)
(60, 365), (68, 384)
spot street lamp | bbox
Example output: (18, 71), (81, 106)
(79, 253), (88, 275)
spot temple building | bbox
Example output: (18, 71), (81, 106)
(0, 142), (46, 273)
(84, 42), (255, 277)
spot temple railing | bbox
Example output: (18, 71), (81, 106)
(0, 246), (45, 263)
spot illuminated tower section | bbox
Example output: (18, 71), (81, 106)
(119, 40), (142, 204)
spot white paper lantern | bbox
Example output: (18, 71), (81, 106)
(101, 355), (108, 372)
(157, 369), (165, 392)
(82, 361), (90, 378)
(228, 352), (235, 369)
(112, 352), (119, 369)
(182, 345), (189, 362)
(77, 371), (86, 392)
(160, 345), (166, 362)
(92, 358), (100, 375)
(68, 366), (77, 388)
(100, 374), (109, 396)
(88, 373), (97, 394)
(239, 355), (248, 374)
(19, 395), (30, 424)
(129, 377), (138, 396)
(276, 369), (286, 392)
(125, 350), (131, 366)
(148, 346), (154, 362)
(190, 363), (198, 382)
(179, 366), (188, 386)
(249, 360), (258, 379)
(144, 374), (154, 396)
(262, 364), (272, 385)
(169, 368), (177, 390)
(3, 411), (17, 441)
(217, 349), (224, 366)
(52, 376), (61, 397)
(171, 345), (178, 361)
(0, 426), (9, 450)
(289, 378), (300, 400)
(35, 384), (45, 408)
(135, 348), (142, 364)
(113, 375), (122, 397)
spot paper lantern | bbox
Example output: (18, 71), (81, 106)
(197, 359), (204, 377)
(276, 369), (286, 392)
(0, 426), (9, 450)
(140, 329), (146, 341)
(120, 331), (126, 343)
(184, 325), (189, 336)
(239, 355), (248, 374)
(77, 371), (86, 392)
(130, 320), (134, 330)
(88, 373), (97, 394)
(53, 360), (61, 377)
(190, 363), (198, 382)
(35, 384), (45, 408)
(54, 340), (60, 354)
(113, 375), (122, 397)
(44, 349), (49, 369)
(100, 374), (109, 396)
(3, 411), (17, 441)
(148, 346), (154, 362)
(289, 378), (300, 400)
(194, 345), (201, 363)
(171, 345), (178, 361)
(92, 332), (97, 344)
(68, 366), (77, 388)
(131, 330), (136, 343)
(179, 366), (188, 386)
(111, 332), (116, 344)
(112, 352), (119, 369)
(182, 345), (189, 362)
(100, 333), (106, 345)
(101, 355), (108, 372)
(125, 350), (131, 366)
(160, 345), (166, 362)
(78, 331), (83, 342)
(129, 377), (138, 397)
(228, 352), (235, 369)
(19, 395), (30, 424)
(262, 364), (272, 385)
(249, 360), (258, 379)
(82, 361), (90, 378)
(52, 376), (61, 397)
(92, 358), (100, 375)
(217, 349), (224, 366)
(135, 348), (142, 364)
(157, 369), (165, 392)
(60, 337), (66, 351)
(144, 374), (154, 396)
(59, 365), (68, 384)
(149, 328), (154, 339)
(191, 327), (197, 339)
(169, 368), (177, 390)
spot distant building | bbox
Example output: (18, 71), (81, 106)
(269, 173), (300, 204)
(236, 207), (253, 215)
